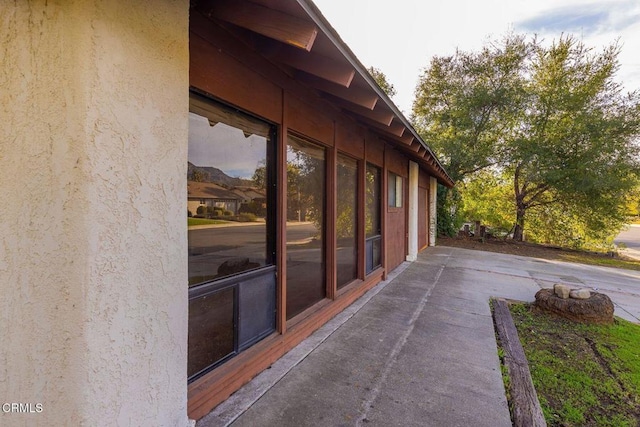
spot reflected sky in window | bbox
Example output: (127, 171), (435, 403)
(188, 113), (266, 179)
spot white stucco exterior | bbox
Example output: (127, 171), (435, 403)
(406, 161), (419, 262)
(1, 1), (190, 425)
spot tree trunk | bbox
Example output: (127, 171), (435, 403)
(513, 204), (525, 241)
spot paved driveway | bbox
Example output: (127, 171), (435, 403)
(616, 224), (640, 261)
(199, 246), (640, 427)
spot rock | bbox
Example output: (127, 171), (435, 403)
(534, 288), (614, 324)
(554, 283), (571, 299)
(217, 258), (260, 277)
(570, 289), (591, 300)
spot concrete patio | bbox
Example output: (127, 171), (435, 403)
(198, 246), (640, 427)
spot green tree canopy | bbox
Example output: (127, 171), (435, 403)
(413, 34), (640, 245)
(368, 66), (397, 98)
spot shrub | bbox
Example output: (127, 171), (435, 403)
(239, 201), (266, 217)
(238, 213), (258, 222)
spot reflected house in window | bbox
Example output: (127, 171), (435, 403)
(187, 180), (267, 218)
(187, 180), (242, 217)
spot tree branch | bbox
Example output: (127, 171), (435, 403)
(523, 184), (550, 206)
(459, 161), (499, 177)
(527, 199), (557, 209)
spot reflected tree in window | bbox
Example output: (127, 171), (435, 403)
(337, 154), (358, 288)
(286, 135), (326, 319)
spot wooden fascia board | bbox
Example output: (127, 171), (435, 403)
(299, 73), (378, 110)
(210, 0), (318, 51)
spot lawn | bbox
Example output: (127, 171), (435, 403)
(508, 303), (640, 426)
(187, 218), (228, 227)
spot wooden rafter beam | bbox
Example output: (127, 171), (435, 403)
(332, 97), (394, 126)
(299, 73), (378, 110)
(409, 141), (421, 152)
(397, 133), (414, 146)
(209, 0), (318, 51)
(266, 45), (354, 87)
(355, 115), (405, 137)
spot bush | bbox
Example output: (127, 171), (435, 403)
(196, 205), (206, 216)
(239, 201), (266, 217)
(437, 185), (464, 237)
(238, 213), (258, 222)
(206, 206), (225, 218)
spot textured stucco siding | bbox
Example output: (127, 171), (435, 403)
(0, 1), (190, 425)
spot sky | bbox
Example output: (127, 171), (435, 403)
(312, 0), (640, 114)
(189, 113), (266, 178)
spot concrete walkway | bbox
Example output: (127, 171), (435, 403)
(198, 246), (640, 427)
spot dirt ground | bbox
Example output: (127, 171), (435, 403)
(438, 235), (638, 265)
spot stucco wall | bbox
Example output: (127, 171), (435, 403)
(0, 1), (190, 425)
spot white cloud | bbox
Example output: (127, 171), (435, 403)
(313, 0), (640, 113)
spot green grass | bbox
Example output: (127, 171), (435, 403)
(187, 218), (227, 227)
(558, 253), (640, 271)
(507, 304), (640, 426)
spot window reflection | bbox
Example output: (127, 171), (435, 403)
(286, 135), (326, 319)
(337, 154), (358, 288)
(388, 172), (403, 208)
(187, 93), (276, 379)
(188, 96), (273, 286)
(366, 164), (382, 274)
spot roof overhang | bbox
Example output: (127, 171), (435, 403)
(191, 0), (454, 187)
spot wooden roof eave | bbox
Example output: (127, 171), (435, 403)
(295, 0), (454, 187)
(195, 0), (455, 187)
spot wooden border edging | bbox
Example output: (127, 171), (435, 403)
(492, 298), (547, 427)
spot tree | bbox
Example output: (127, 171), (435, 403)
(368, 66), (397, 98)
(190, 168), (208, 182)
(460, 170), (514, 233)
(413, 34), (640, 244)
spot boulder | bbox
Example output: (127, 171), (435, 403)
(534, 288), (614, 324)
(569, 288), (591, 300)
(553, 283), (571, 299)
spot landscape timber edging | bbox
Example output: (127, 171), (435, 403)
(492, 298), (547, 427)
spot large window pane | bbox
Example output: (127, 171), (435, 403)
(366, 164), (382, 274)
(337, 154), (358, 288)
(366, 164), (381, 238)
(188, 95), (274, 286)
(188, 288), (235, 378)
(286, 135), (326, 319)
(187, 92), (276, 379)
